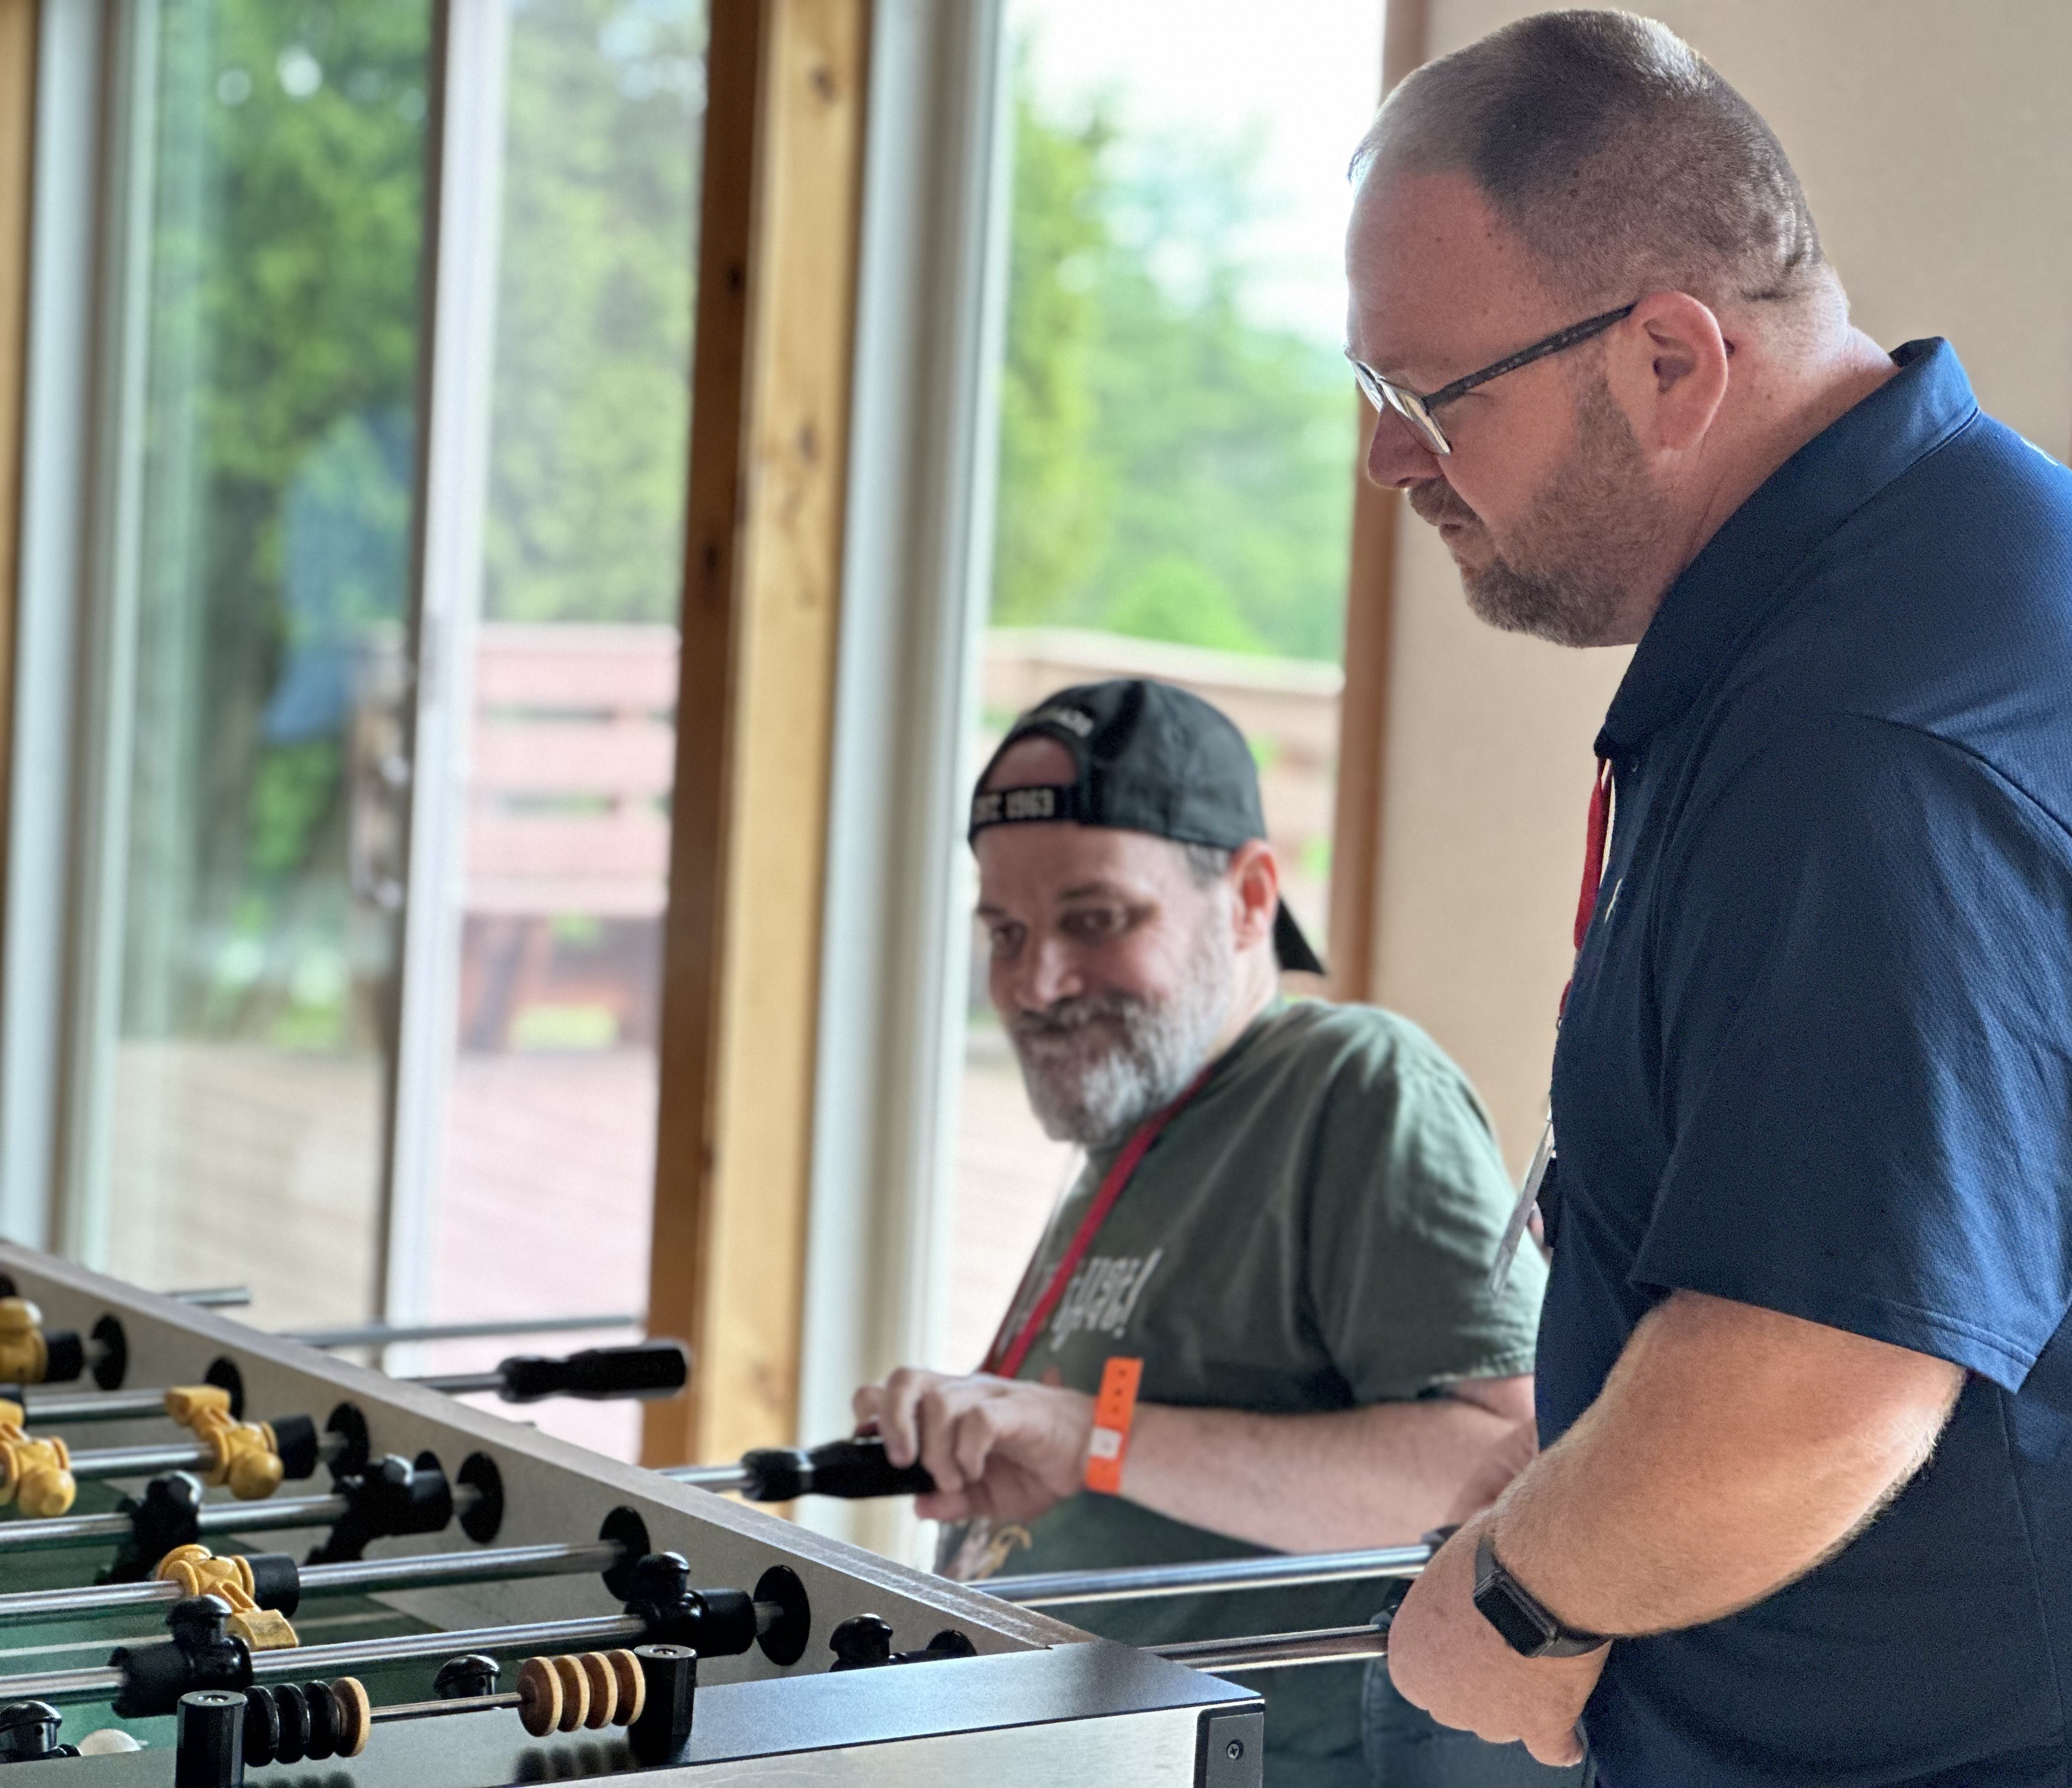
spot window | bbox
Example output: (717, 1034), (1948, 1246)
(946, 0), (1383, 1369)
(424, 0), (705, 1460)
(78, 0), (433, 1330)
(46, 0), (704, 1462)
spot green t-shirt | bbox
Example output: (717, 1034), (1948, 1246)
(942, 1000), (1545, 1788)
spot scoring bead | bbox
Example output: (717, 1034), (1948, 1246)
(515, 1657), (563, 1739)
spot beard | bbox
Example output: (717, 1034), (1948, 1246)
(1007, 923), (1236, 1150)
(1411, 375), (1673, 649)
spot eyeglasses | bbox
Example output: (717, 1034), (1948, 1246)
(1349, 303), (1636, 457)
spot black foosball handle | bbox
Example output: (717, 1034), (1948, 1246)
(738, 1436), (936, 1502)
(495, 1341), (689, 1404)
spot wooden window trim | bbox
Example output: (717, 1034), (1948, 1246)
(0, 0), (36, 967)
(643, 0), (872, 1468)
(1327, 0), (1428, 1003)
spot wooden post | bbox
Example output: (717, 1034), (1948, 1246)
(643, 0), (871, 1468)
(1326, 0), (1427, 1004)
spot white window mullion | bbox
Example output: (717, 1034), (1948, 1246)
(380, 0), (511, 1332)
(799, 0), (1015, 1559)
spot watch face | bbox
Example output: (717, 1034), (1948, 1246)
(1474, 1578), (1555, 1656)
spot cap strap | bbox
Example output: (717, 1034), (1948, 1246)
(968, 782), (1091, 839)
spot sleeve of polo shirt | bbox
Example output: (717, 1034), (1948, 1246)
(1305, 1025), (1545, 1402)
(1635, 715), (2072, 1390)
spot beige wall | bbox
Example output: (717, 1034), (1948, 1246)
(1371, 0), (2072, 1172)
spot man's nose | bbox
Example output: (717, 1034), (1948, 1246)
(1364, 408), (1443, 489)
(1016, 935), (1082, 1010)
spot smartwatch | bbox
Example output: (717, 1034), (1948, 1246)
(1473, 1533), (1608, 1659)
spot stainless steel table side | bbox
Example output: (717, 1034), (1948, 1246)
(2, 1641), (1266, 1787)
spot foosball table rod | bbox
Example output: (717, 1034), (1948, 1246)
(148, 1642), (701, 1784)
(0, 1450), (495, 1578)
(8, 1339), (689, 1426)
(1153, 1625), (1394, 1672)
(280, 1311), (641, 1349)
(0, 1549), (810, 1715)
(0, 1535), (625, 1627)
(5, 1378), (540, 1519)
(986, 1540), (1436, 1608)
(0, 1490), (356, 1554)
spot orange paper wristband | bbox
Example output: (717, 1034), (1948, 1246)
(1083, 1356), (1143, 1495)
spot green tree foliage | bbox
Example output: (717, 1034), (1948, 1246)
(991, 73), (1357, 665)
(127, 0), (433, 1043)
(485, 0), (704, 623)
(124, 1), (702, 1045)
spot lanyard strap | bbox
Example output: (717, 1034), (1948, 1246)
(1574, 755), (1614, 950)
(982, 1069), (1209, 1381)
(1558, 756), (1615, 1019)
(1496, 755), (1614, 1291)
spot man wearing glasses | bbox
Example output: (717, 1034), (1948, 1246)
(1354, 12), (2072, 1788)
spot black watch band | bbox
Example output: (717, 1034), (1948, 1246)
(1472, 1533), (1607, 1659)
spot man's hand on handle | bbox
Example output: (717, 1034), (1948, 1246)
(853, 1368), (1094, 1524)
(1386, 1510), (1604, 1769)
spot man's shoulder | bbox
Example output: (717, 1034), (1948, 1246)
(1710, 416), (2072, 832)
(1230, 1000), (1489, 1126)
(1250, 997), (1458, 1070)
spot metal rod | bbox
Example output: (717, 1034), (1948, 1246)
(0, 1613), (1390, 1708)
(167, 1288), (251, 1309)
(281, 1314), (639, 1349)
(985, 1544), (1433, 1609)
(23, 1370), (523, 1425)
(411, 1371), (504, 1396)
(249, 1615), (650, 1680)
(1153, 1624), (1390, 1673)
(657, 1463), (750, 1494)
(0, 1580), (172, 1618)
(66, 1429), (348, 1484)
(67, 1442), (210, 1480)
(0, 1481), (478, 1555)
(0, 1540), (623, 1625)
(4, 1592), (794, 1707)
(2, 1616), (648, 1708)
(193, 1490), (359, 1533)
(0, 1667), (124, 1704)
(301, 1540), (620, 1596)
(16, 1388), (171, 1423)
(371, 1691), (521, 1724)
(0, 1509), (137, 1551)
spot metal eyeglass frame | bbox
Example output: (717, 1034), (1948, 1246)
(1349, 303), (1637, 456)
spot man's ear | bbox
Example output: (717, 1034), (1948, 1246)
(1610, 290), (1729, 455)
(1227, 839), (1280, 949)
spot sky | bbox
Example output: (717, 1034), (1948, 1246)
(1013, 0), (1386, 347)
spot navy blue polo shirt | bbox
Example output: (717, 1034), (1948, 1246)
(1544, 339), (2072, 1787)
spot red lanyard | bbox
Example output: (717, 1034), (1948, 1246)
(1575, 755), (1614, 949)
(982, 1069), (1209, 1380)
(1559, 756), (1615, 1018)
(1499, 756), (1616, 1286)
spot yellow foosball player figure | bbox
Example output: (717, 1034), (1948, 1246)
(152, 1544), (299, 1651)
(0, 1297), (48, 1385)
(0, 1397), (73, 1518)
(165, 1384), (288, 1501)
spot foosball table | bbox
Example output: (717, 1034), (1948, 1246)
(0, 1244), (1276, 1786)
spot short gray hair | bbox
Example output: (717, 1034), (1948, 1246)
(1354, 10), (1826, 315)
(1178, 842), (1234, 888)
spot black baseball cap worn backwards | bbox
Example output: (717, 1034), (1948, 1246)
(968, 678), (1326, 976)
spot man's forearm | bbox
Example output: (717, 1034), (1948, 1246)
(1491, 1291), (1964, 1636)
(1121, 1388), (1533, 1553)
